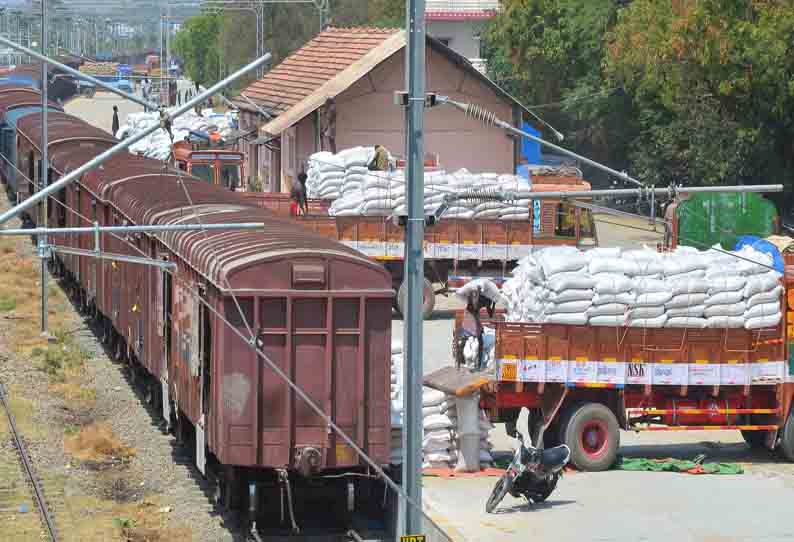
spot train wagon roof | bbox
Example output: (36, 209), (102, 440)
(113, 177), (389, 289)
(4, 106), (62, 129)
(28, 111), (390, 291)
(17, 112), (117, 148)
(0, 90), (62, 116)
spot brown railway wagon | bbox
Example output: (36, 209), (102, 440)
(7, 105), (397, 531)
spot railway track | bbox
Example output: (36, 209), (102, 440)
(0, 379), (58, 541)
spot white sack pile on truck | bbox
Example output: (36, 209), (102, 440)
(306, 147), (532, 220)
(499, 245), (782, 330)
(116, 108), (238, 160)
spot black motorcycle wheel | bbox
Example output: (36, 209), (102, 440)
(528, 473), (559, 504)
(485, 474), (513, 514)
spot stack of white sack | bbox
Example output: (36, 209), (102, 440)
(500, 245), (782, 329)
(422, 388), (456, 469)
(503, 246), (593, 325)
(306, 149), (534, 219)
(390, 341), (403, 465)
(702, 245), (782, 329)
(116, 108), (237, 161)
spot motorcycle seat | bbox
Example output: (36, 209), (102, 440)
(540, 445), (571, 470)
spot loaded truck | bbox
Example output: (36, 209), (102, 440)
(440, 268), (792, 472)
(241, 174), (598, 318)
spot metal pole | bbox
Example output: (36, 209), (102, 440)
(510, 184), (784, 200)
(166, 2), (171, 106)
(0, 51), (272, 226)
(402, 0), (425, 536)
(39, 0), (48, 335)
(0, 35), (158, 110)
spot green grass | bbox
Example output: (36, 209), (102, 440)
(0, 294), (16, 312)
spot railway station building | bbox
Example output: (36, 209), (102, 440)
(233, 26), (529, 194)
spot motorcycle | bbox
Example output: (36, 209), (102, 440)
(485, 411), (570, 513)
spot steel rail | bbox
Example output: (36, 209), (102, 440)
(0, 380), (58, 541)
(0, 50), (272, 226)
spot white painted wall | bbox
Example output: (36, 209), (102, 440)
(426, 20), (487, 60)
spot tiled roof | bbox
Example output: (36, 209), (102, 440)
(239, 27), (399, 115)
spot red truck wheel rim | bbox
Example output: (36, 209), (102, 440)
(581, 420), (608, 458)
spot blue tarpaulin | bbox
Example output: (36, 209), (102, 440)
(734, 235), (785, 274)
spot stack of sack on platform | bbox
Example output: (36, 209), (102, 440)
(500, 245), (782, 330)
(390, 341), (404, 465)
(422, 388), (456, 469)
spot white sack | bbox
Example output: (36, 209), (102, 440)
(669, 278), (710, 295)
(544, 313), (588, 325)
(546, 272), (597, 292)
(633, 278), (670, 293)
(707, 316), (746, 329)
(544, 300), (592, 314)
(593, 292), (636, 306)
(705, 291), (744, 306)
(745, 313), (781, 329)
(707, 276), (748, 295)
(703, 302), (746, 318)
(628, 306), (666, 320)
(587, 303), (628, 317)
(589, 258), (639, 276)
(744, 271), (782, 298)
(665, 293), (709, 308)
(746, 285), (783, 308)
(594, 274), (634, 295)
(665, 317), (708, 328)
(666, 305), (706, 318)
(745, 302), (782, 320)
(546, 289), (594, 304)
(423, 388), (447, 407)
(589, 315), (627, 326)
(628, 314), (668, 328)
(634, 291), (674, 307)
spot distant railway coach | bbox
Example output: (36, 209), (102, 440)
(0, 89), (397, 535)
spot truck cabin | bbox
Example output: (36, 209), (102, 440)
(172, 140), (243, 191)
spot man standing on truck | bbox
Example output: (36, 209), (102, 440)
(455, 280), (499, 371)
(290, 172), (308, 216)
(369, 144), (391, 172)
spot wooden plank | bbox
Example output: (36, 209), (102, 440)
(423, 366), (493, 397)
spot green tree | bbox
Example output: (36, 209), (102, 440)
(483, 0), (635, 186)
(172, 12), (221, 87)
(606, 0), (794, 200)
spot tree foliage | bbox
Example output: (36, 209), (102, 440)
(172, 13), (221, 87)
(484, 0), (794, 207)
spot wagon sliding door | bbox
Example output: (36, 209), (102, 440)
(256, 294), (374, 469)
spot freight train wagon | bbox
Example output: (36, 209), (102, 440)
(451, 287), (791, 472)
(1, 100), (398, 536)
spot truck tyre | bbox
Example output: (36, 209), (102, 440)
(561, 402), (620, 472)
(779, 411), (794, 461)
(740, 430), (768, 450)
(397, 278), (435, 320)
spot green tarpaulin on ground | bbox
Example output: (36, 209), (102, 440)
(616, 456), (743, 475)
